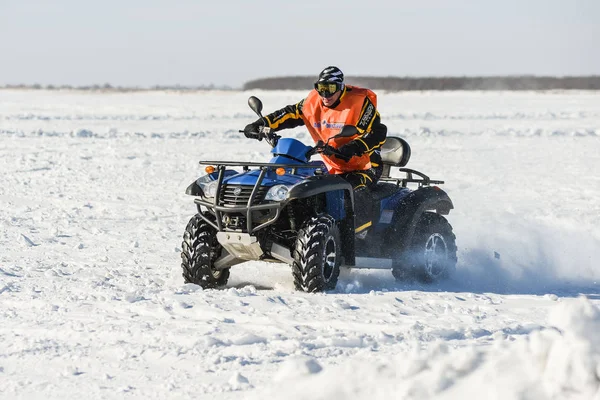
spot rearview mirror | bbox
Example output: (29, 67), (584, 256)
(336, 125), (359, 138)
(248, 96), (263, 118)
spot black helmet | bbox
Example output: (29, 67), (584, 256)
(314, 66), (344, 98)
(316, 66), (344, 84)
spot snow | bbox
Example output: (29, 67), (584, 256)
(1, 89), (600, 399)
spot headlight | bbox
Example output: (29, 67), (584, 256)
(265, 184), (289, 201)
(197, 179), (218, 198)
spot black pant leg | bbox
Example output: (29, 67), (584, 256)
(339, 169), (378, 232)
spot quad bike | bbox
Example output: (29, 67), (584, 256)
(180, 96), (457, 292)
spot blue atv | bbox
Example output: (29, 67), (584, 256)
(181, 96), (457, 292)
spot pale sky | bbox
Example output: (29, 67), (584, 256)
(0, 0), (598, 88)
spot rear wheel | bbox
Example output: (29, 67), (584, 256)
(292, 214), (341, 292)
(181, 213), (230, 288)
(392, 212), (457, 283)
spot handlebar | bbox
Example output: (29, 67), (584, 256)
(305, 140), (351, 162)
(240, 127), (350, 162)
(238, 126), (280, 148)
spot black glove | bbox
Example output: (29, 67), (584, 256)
(243, 121), (262, 141)
(320, 144), (336, 157)
(321, 144), (351, 162)
(337, 140), (366, 159)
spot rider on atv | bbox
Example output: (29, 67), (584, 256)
(243, 66), (388, 233)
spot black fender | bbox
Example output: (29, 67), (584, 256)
(287, 175), (353, 204)
(287, 175), (354, 221)
(388, 186), (454, 254)
(185, 180), (203, 196)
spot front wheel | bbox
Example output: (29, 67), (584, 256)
(292, 214), (341, 293)
(392, 212), (457, 283)
(181, 213), (230, 288)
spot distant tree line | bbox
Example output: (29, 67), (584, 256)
(0, 83), (234, 91)
(3, 76), (599, 91)
(243, 76), (600, 91)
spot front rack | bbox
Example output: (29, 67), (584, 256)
(199, 160), (323, 175)
(195, 161), (322, 234)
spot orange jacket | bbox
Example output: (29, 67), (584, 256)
(299, 86), (378, 174)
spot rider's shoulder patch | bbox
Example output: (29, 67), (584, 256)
(357, 97), (376, 131)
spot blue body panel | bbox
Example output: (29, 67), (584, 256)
(224, 169), (306, 187)
(380, 187), (412, 212)
(206, 169), (239, 181)
(216, 138), (327, 187)
(326, 190), (346, 220)
(270, 138), (312, 163)
(373, 187), (412, 232)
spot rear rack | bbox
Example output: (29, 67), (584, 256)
(380, 167), (444, 188)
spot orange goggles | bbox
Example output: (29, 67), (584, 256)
(314, 82), (342, 98)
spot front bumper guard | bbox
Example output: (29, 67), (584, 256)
(195, 197), (283, 234)
(193, 162), (319, 234)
